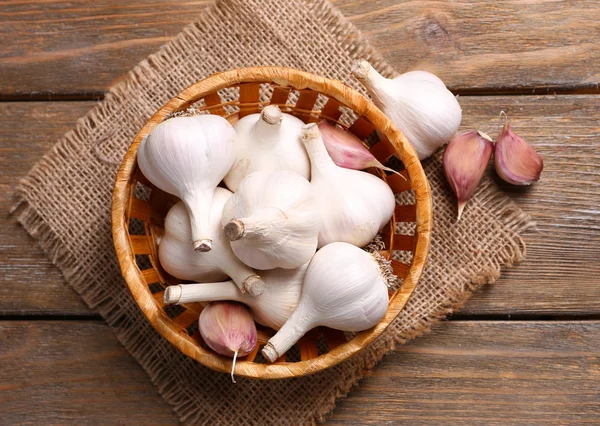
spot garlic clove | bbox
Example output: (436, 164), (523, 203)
(199, 301), (257, 383)
(317, 120), (403, 177)
(443, 131), (494, 221)
(494, 121), (543, 186)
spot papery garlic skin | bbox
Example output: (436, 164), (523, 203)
(318, 120), (400, 176)
(443, 131), (494, 221)
(221, 170), (319, 270)
(301, 123), (395, 248)
(494, 123), (543, 186)
(352, 59), (462, 160)
(164, 263), (307, 330)
(138, 115), (236, 251)
(199, 301), (257, 383)
(223, 105), (310, 192)
(262, 242), (389, 362)
(158, 188), (265, 296)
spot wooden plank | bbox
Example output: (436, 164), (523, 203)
(334, 0), (600, 94)
(1, 95), (599, 316)
(0, 321), (178, 425)
(329, 321), (600, 424)
(2, 1), (599, 98)
(1, 321), (598, 424)
(0, 102), (94, 315)
(0, 0), (211, 99)
(457, 95), (600, 315)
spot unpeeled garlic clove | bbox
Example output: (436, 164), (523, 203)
(317, 120), (402, 176)
(494, 121), (543, 186)
(443, 131), (494, 221)
(199, 302), (257, 383)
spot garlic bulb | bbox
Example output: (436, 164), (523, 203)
(443, 131), (494, 221)
(199, 301), (257, 383)
(352, 59), (462, 160)
(318, 120), (402, 176)
(164, 263), (307, 330)
(494, 119), (543, 186)
(301, 123), (395, 248)
(159, 188), (265, 296)
(223, 105), (310, 192)
(221, 170), (319, 269)
(138, 114), (236, 251)
(262, 242), (390, 362)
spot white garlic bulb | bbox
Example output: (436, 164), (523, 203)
(221, 170), (320, 270)
(223, 105), (310, 191)
(164, 263), (308, 330)
(158, 188), (265, 296)
(301, 123), (395, 248)
(352, 59), (462, 160)
(262, 242), (389, 362)
(138, 114), (236, 252)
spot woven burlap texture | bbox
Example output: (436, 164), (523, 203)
(14, 0), (533, 424)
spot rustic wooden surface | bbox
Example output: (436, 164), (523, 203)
(1, 0), (599, 424)
(1, 321), (598, 424)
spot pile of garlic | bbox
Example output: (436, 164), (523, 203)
(140, 102), (397, 381)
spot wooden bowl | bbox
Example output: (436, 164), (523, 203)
(112, 67), (432, 379)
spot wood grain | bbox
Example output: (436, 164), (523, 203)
(458, 95), (600, 315)
(1, 320), (598, 424)
(329, 320), (600, 425)
(0, 0), (211, 99)
(0, 321), (177, 425)
(2, 95), (598, 316)
(333, 0), (600, 94)
(1, 0), (599, 98)
(0, 102), (93, 315)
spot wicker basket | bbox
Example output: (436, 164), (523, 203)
(112, 67), (432, 379)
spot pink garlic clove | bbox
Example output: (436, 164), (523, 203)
(443, 131), (494, 221)
(494, 122), (543, 186)
(199, 301), (257, 383)
(318, 120), (402, 177)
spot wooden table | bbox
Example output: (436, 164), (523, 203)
(1, 1), (599, 424)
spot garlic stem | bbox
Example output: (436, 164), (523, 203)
(223, 219), (245, 241)
(260, 105), (283, 125)
(252, 106), (283, 144)
(224, 207), (286, 242)
(184, 190), (214, 252)
(301, 123), (336, 180)
(262, 310), (314, 363)
(164, 283), (241, 305)
(351, 59), (389, 106)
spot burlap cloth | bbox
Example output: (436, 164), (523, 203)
(13, 0), (534, 424)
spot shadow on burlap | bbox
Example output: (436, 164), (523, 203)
(13, 0), (534, 424)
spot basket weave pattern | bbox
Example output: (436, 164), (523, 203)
(112, 67), (432, 379)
